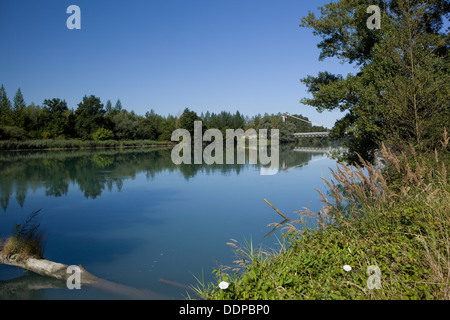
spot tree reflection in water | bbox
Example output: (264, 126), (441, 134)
(0, 146), (330, 212)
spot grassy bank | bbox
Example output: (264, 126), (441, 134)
(0, 139), (174, 151)
(195, 133), (449, 300)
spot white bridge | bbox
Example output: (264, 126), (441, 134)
(282, 113), (330, 138)
(292, 132), (330, 138)
(292, 147), (332, 153)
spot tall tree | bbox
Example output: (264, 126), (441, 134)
(114, 99), (123, 113)
(0, 85), (12, 126)
(178, 108), (201, 136)
(74, 95), (106, 140)
(42, 98), (72, 138)
(105, 99), (112, 114)
(300, 0), (449, 163)
(110, 110), (139, 140)
(24, 103), (45, 139)
(12, 88), (27, 128)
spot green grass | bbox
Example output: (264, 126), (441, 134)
(194, 132), (450, 300)
(0, 139), (174, 151)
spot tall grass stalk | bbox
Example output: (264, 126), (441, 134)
(197, 130), (449, 300)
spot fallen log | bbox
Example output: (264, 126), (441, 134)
(0, 253), (98, 285)
(0, 253), (168, 299)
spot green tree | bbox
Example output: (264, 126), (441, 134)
(258, 115), (273, 130)
(110, 110), (139, 140)
(0, 85), (12, 126)
(278, 119), (297, 143)
(74, 95), (106, 140)
(23, 103), (44, 139)
(158, 115), (177, 141)
(232, 111), (246, 129)
(12, 88), (27, 128)
(178, 108), (201, 135)
(137, 109), (160, 140)
(42, 98), (72, 138)
(114, 99), (123, 113)
(105, 99), (112, 114)
(300, 0), (449, 163)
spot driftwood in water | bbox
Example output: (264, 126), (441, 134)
(0, 253), (98, 284)
(0, 253), (168, 299)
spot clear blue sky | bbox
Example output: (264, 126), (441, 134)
(0, 0), (356, 129)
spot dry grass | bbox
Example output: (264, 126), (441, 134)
(200, 130), (449, 300)
(0, 210), (45, 260)
(286, 130), (450, 299)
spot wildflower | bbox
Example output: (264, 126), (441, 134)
(343, 265), (352, 272)
(218, 281), (229, 290)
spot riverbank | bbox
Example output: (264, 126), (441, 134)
(0, 139), (174, 151)
(196, 140), (449, 300)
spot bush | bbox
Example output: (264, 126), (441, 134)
(92, 128), (114, 141)
(196, 131), (449, 300)
(0, 126), (28, 141)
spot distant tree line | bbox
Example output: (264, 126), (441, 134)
(0, 85), (328, 143)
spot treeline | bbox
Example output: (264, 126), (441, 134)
(0, 85), (327, 144)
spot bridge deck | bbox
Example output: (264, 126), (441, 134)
(292, 147), (331, 153)
(292, 132), (330, 138)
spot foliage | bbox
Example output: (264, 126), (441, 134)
(42, 98), (73, 139)
(92, 127), (114, 141)
(196, 132), (449, 300)
(0, 85), (12, 126)
(0, 126), (28, 141)
(179, 108), (202, 136)
(299, 0), (449, 164)
(0, 85), (329, 148)
(12, 88), (27, 128)
(74, 95), (106, 140)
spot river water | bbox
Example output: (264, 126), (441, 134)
(0, 145), (338, 299)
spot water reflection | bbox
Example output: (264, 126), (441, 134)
(0, 146), (332, 212)
(0, 144), (338, 300)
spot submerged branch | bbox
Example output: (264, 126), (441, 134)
(264, 198), (290, 221)
(0, 253), (168, 299)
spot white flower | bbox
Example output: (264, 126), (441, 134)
(218, 281), (229, 290)
(343, 265), (352, 272)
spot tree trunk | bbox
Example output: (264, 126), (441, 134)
(0, 253), (168, 299)
(0, 253), (98, 284)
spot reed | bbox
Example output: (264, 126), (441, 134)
(0, 139), (173, 151)
(196, 130), (449, 300)
(0, 210), (45, 260)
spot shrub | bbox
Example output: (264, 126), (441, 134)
(92, 128), (114, 141)
(0, 126), (28, 141)
(196, 130), (449, 300)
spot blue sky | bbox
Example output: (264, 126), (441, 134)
(0, 0), (357, 129)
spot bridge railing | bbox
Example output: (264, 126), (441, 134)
(292, 132), (330, 138)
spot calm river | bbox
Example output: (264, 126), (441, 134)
(0, 145), (338, 299)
